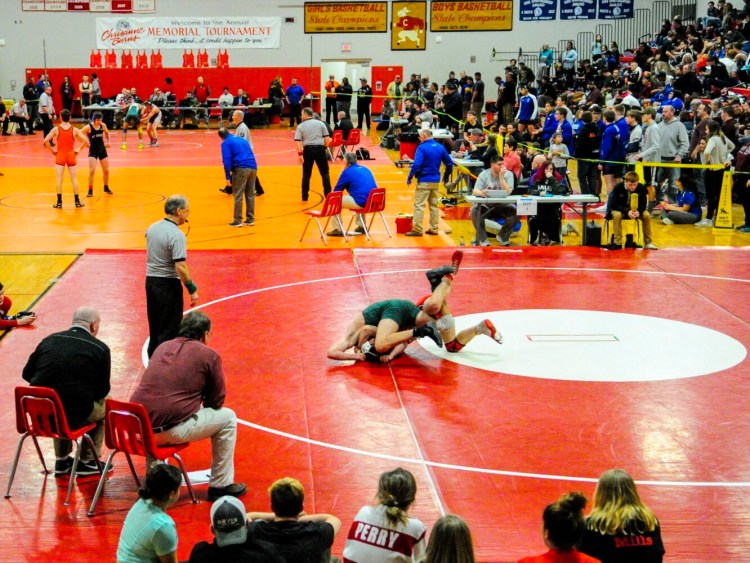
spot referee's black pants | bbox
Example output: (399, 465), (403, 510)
(146, 276), (183, 358)
(301, 145), (332, 201)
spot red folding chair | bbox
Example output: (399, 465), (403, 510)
(299, 191), (347, 246)
(327, 129), (344, 161)
(87, 398), (197, 516)
(209, 103), (223, 128)
(343, 128), (361, 154)
(5, 386), (103, 506)
(346, 187), (392, 241)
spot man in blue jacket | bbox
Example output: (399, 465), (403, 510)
(285, 78), (305, 128)
(219, 128), (257, 227)
(327, 152), (377, 237)
(405, 129), (453, 236)
(598, 109), (625, 198)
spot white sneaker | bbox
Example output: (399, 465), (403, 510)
(662, 217), (674, 225)
(644, 243), (658, 250)
(695, 218), (713, 227)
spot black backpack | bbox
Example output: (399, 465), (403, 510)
(356, 148), (373, 160)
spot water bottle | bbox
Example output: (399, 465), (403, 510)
(460, 236), (466, 247)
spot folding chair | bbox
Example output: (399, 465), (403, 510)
(5, 386), (103, 506)
(209, 104), (223, 128)
(87, 398), (197, 517)
(343, 128), (361, 154)
(299, 191), (347, 246)
(346, 187), (392, 241)
(327, 129), (344, 161)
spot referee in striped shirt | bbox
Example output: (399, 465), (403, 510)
(145, 194), (199, 358)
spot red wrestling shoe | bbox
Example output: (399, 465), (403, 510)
(450, 250), (463, 276)
(483, 319), (503, 344)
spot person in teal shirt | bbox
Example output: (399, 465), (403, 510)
(117, 464), (182, 563)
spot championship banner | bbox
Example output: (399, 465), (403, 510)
(519, 0), (556, 21)
(430, 1), (512, 32)
(597, 0), (633, 19)
(304, 2), (388, 33)
(96, 16), (281, 49)
(392, 1), (426, 51)
(560, 0), (596, 20)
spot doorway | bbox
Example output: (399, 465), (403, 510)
(320, 59), (372, 124)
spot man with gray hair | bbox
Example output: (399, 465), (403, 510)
(327, 152), (377, 237)
(22, 306), (111, 476)
(145, 194), (199, 358)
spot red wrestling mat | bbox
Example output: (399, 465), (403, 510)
(1, 247), (750, 561)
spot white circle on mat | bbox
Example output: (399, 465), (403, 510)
(419, 309), (747, 382)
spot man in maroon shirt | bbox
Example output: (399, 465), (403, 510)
(192, 76), (211, 128)
(130, 311), (246, 501)
(0, 281), (36, 330)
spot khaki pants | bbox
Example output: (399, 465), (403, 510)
(412, 182), (440, 234)
(611, 210), (652, 245)
(55, 398), (106, 462)
(154, 407), (237, 488)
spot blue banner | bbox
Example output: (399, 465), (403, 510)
(560, 0), (596, 20)
(598, 0), (633, 19)
(519, 0), (557, 21)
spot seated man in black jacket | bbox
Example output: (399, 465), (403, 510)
(22, 306), (110, 476)
(606, 171), (657, 250)
(333, 110), (353, 142)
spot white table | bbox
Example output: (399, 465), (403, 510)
(466, 194), (600, 245)
(432, 128), (454, 140)
(449, 158), (485, 197)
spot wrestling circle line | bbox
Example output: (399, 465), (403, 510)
(138, 265), (750, 488)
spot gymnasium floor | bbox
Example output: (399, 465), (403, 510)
(1, 126), (750, 561)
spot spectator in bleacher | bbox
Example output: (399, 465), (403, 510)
(554, 107), (575, 156)
(579, 469), (665, 563)
(528, 162), (568, 246)
(117, 463), (182, 563)
(440, 83), (463, 133)
(538, 44), (554, 79)
(516, 84), (539, 131)
(503, 138), (523, 180)
(342, 468), (427, 562)
(517, 492), (598, 563)
(560, 41), (578, 87)
(247, 477), (341, 562)
(499, 72), (517, 126)
(624, 110), (643, 165)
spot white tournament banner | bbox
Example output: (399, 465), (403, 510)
(96, 16), (281, 49)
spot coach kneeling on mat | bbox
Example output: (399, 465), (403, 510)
(131, 311), (246, 501)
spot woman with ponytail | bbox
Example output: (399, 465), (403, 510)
(117, 463), (183, 563)
(342, 467), (426, 562)
(518, 491), (600, 563)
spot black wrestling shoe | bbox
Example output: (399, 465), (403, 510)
(207, 482), (247, 501)
(54, 457), (74, 476)
(413, 323), (443, 348)
(425, 265), (455, 291)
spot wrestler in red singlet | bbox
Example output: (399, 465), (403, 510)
(55, 124), (77, 167)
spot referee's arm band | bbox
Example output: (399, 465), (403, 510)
(184, 280), (198, 294)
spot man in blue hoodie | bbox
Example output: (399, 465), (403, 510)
(219, 128), (257, 227)
(598, 109), (626, 198)
(405, 129), (453, 236)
